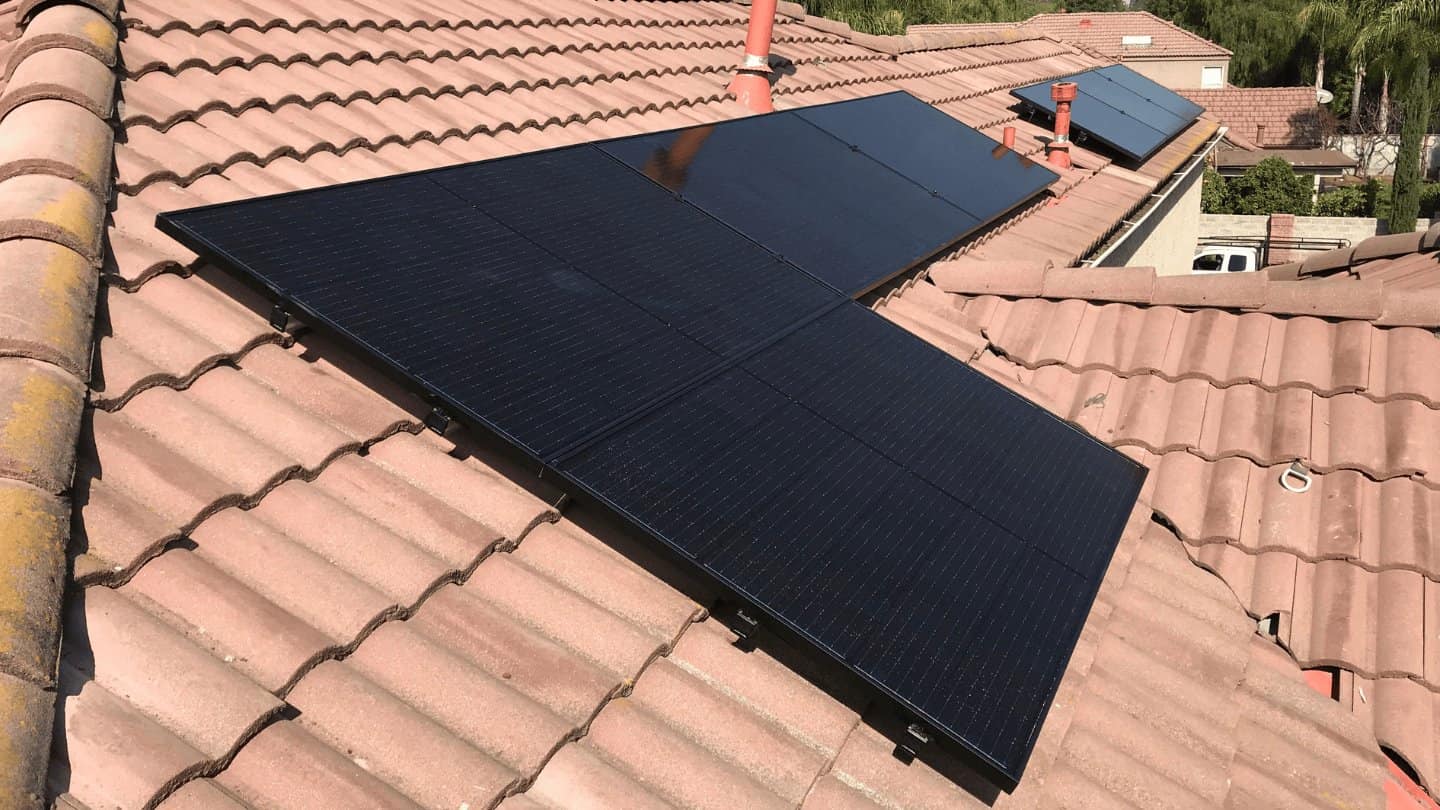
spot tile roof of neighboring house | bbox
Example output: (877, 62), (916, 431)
(1268, 225), (1440, 289)
(893, 255), (1440, 800)
(915, 11), (1232, 60)
(0, 0), (1415, 808)
(1181, 86), (1323, 149)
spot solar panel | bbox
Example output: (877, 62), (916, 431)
(562, 305), (1145, 781)
(1010, 65), (1202, 161)
(160, 155), (840, 459)
(597, 92), (1056, 295)
(793, 91), (1058, 224)
(157, 94), (1142, 789)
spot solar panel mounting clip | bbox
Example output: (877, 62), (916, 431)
(423, 406), (452, 435)
(731, 608), (760, 652)
(893, 722), (932, 765)
(267, 302), (290, 332)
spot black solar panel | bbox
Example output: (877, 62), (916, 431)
(793, 92), (1058, 224)
(1093, 65), (1205, 120)
(1010, 65), (1202, 161)
(562, 306), (1145, 780)
(597, 92), (1055, 295)
(157, 94), (1143, 789)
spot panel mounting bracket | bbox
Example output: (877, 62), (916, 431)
(267, 302), (290, 332)
(423, 406), (452, 435)
(892, 722), (933, 764)
(731, 608), (761, 652)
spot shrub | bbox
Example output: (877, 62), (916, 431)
(1419, 182), (1440, 219)
(1226, 157), (1313, 216)
(1314, 186), (1368, 217)
(1201, 166), (1232, 214)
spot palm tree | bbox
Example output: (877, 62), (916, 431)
(1298, 0), (1357, 92)
(1353, 0), (1439, 232)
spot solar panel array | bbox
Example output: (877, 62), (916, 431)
(1010, 64), (1204, 161)
(157, 92), (1145, 788)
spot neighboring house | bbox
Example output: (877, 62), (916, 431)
(0, 2), (1438, 810)
(1183, 85), (1357, 196)
(914, 11), (1233, 89)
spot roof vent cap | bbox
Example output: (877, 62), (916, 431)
(1079, 17), (1093, 27)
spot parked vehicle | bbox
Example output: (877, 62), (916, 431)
(1193, 245), (1259, 273)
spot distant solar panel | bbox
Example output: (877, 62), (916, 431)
(158, 94), (1141, 789)
(1010, 65), (1203, 161)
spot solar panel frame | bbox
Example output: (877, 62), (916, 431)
(156, 94), (1146, 789)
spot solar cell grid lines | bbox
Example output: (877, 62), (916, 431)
(157, 93), (1144, 789)
(1010, 64), (1203, 161)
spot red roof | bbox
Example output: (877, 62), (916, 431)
(915, 11), (1232, 60)
(1182, 86), (1322, 149)
(1269, 229), (1440, 289)
(0, 0), (1431, 807)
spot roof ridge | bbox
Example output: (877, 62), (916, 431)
(1269, 225), (1440, 282)
(929, 257), (1440, 327)
(0, 0), (115, 802)
(777, 2), (1053, 56)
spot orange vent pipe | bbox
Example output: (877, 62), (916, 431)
(1047, 82), (1077, 169)
(727, 0), (776, 113)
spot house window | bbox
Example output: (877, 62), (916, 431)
(1201, 66), (1224, 88)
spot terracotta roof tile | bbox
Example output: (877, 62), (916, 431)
(916, 11), (1231, 59)
(0, 240), (97, 377)
(3, 5), (117, 78)
(1274, 227), (1440, 291)
(0, 0), (1413, 805)
(905, 251), (1440, 794)
(1181, 87), (1321, 148)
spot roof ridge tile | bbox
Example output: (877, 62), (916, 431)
(932, 259), (1440, 327)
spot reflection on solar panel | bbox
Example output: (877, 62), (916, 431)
(1010, 65), (1203, 161)
(157, 93), (1142, 789)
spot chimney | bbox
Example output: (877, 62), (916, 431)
(1002, 126), (1016, 149)
(1255, 123), (1267, 145)
(1047, 81), (1077, 169)
(727, 0), (777, 114)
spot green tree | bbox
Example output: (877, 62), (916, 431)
(1065, 0), (1124, 11)
(1297, 0), (1359, 92)
(1314, 185), (1368, 215)
(1226, 157), (1314, 215)
(1200, 166), (1232, 214)
(1353, 0), (1439, 232)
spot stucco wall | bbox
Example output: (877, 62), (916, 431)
(1100, 157), (1204, 276)
(1124, 57), (1229, 90)
(1332, 134), (1440, 178)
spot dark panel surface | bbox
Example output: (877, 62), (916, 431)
(597, 111), (982, 295)
(1093, 65), (1205, 120)
(561, 305), (1146, 781)
(1010, 65), (1201, 161)
(159, 156), (839, 459)
(794, 91), (1059, 223)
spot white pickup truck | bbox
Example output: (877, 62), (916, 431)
(1192, 245), (1260, 274)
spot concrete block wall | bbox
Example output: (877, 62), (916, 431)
(1199, 214), (1434, 256)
